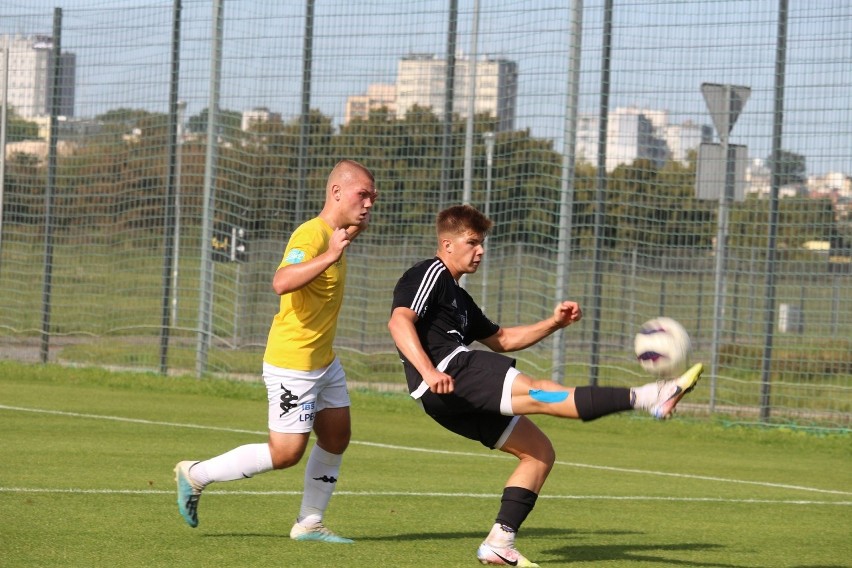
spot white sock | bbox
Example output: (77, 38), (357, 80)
(486, 523), (515, 547)
(297, 445), (342, 526)
(630, 381), (660, 411)
(191, 443), (273, 487)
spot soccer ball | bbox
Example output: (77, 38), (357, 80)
(634, 317), (691, 378)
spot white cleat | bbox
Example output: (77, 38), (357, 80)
(477, 542), (540, 567)
(650, 363), (703, 420)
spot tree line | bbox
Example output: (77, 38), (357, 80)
(2, 106), (844, 258)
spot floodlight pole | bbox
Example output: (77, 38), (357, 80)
(196, 0), (224, 377)
(481, 131), (494, 310)
(171, 100), (186, 328)
(0, 35), (9, 276)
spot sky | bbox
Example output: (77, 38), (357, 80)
(3, 0), (850, 176)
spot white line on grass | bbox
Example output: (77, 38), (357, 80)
(0, 486), (849, 506)
(2, 404), (850, 498)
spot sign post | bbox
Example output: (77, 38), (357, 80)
(699, 83), (750, 412)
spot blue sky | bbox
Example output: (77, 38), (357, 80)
(3, 0), (850, 175)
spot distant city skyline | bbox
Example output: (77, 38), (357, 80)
(3, 0), (850, 176)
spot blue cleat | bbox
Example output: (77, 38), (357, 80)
(174, 461), (203, 528)
(289, 521), (354, 544)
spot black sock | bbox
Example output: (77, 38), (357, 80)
(573, 386), (632, 421)
(495, 486), (538, 533)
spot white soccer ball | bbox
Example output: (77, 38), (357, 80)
(634, 317), (691, 378)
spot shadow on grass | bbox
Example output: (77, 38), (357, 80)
(541, 541), (737, 567)
(203, 527), (754, 567)
(213, 527), (740, 567)
(201, 527), (593, 542)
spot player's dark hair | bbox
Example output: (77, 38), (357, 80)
(436, 204), (493, 237)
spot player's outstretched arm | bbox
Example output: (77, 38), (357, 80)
(479, 301), (582, 353)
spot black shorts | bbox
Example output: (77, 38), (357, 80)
(419, 350), (518, 449)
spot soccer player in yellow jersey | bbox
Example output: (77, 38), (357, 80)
(175, 160), (377, 543)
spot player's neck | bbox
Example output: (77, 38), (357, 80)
(318, 209), (347, 231)
(435, 253), (462, 282)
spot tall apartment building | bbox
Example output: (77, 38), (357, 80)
(1, 34), (76, 118)
(577, 107), (711, 171)
(344, 83), (396, 125)
(395, 53), (517, 131)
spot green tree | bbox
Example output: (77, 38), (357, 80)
(5, 106), (39, 142)
(3, 152), (44, 226)
(729, 196), (839, 253)
(608, 158), (712, 254)
(187, 107), (243, 140)
(769, 149), (807, 187)
(337, 105), (444, 238)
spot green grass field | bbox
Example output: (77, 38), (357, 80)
(1, 361), (850, 567)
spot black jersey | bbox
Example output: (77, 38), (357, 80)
(391, 257), (500, 391)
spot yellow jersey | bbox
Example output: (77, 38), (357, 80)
(263, 217), (346, 371)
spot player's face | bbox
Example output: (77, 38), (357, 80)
(445, 230), (485, 275)
(337, 171), (377, 227)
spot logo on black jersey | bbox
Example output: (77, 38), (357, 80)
(279, 385), (298, 417)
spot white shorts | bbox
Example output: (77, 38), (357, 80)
(263, 357), (350, 434)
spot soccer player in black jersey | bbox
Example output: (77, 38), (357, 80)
(388, 204), (703, 567)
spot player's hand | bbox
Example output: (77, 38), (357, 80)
(328, 227), (351, 259)
(553, 300), (582, 328)
(424, 368), (455, 394)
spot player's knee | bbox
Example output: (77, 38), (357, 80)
(268, 444), (306, 469)
(317, 438), (349, 455)
(521, 435), (556, 470)
(539, 439), (556, 469)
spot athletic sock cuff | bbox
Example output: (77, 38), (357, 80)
(495, 486), (538, 532)
(573, 386), (632, 421)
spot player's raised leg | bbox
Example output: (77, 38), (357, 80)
(509, 363), (703, 421)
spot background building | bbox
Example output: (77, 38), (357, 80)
(241, 106), (281, 131)
(344, 83), (396, 124)
(1, 34), (76, 118)
(395, 53), (517, 131)
(577, 107), (711, 171)
(665, 121), (714, 164)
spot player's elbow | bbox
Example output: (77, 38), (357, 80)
(271, 279), (288, 295)
(481, 331), (511, 353)
(387, 310), (414, 343)
(387, 315), (402, 339)
(271, 267), (295, 295)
